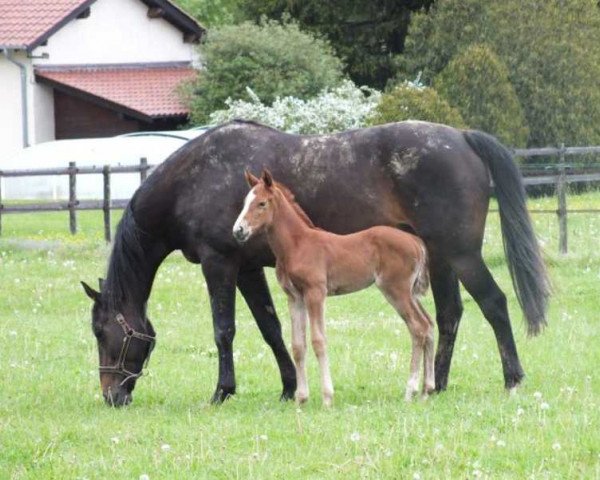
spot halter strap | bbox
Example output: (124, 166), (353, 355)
(99, 313), (156, 386)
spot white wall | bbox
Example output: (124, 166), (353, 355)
(32, 0), (197, 66)
(0, 52), (31, 162)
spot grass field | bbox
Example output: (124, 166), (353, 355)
(0, 192), (599, 479)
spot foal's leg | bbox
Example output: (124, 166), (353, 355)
(416, 299), (436, 396)
(379, 283), (429, 401)
(304, 288), (334, 407)
(287, 294), (309, 404)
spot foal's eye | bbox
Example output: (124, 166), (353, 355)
(258, 201), (267, 208)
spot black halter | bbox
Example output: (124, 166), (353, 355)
(99, 313), (156, 386)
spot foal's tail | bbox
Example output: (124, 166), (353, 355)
(412, 240), (430, 298)
(463, 130), (550, 335)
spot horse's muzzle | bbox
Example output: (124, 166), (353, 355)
(103, 387), (132, 407)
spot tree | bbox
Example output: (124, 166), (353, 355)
(434, 44), (529, 147)
(185, 20), (344, 124)
(237, 0), (434, 90)
(400, 0), (600, 147)
(172, 0), (241, 27)
(368, 83), (466, 128)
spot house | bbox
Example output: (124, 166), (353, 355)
(0, 0), (205, 162)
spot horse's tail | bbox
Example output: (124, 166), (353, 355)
(463, 130), (550, 335)
(412, 240), (430, 297)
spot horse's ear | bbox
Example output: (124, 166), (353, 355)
(245, 169), (259, 187)
(81, 281), (101, 303)
(262, 169), (274, 188)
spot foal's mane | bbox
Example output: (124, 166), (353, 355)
(273, 181), (317, 229)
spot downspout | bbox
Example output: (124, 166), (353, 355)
(3, 49), (30, 147)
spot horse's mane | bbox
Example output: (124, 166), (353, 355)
(103, 203), (151, 312)
(273, 181), (318, 229)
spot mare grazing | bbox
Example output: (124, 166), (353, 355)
(81, 120), (549, 407)
(233, 170), (434, 405)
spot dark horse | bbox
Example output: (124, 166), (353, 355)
(82, 120), (549, 406)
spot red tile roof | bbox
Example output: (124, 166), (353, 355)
(35, 65), (198, 118)
(0, 0), (94, 49)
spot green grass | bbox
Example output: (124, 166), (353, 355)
(1, 192), (599, 479)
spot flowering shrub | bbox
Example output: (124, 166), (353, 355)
(208, 80), (381, 134)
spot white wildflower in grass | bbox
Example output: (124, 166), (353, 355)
(258, 434), (268, 441)
(496, 439), (506, 447)
(161, 443), (171, 452)
(413, 472), (421, 480)
(139, 475), (150, 480)
(533, 391), (543, 400)
(350, 432), (361, 442)
(473, 469), (483, 478)
(516, 407), (525, 416)
(111, 437), (119, 444)
(552, 442), (561, 451)
(540, 402), (550, 411)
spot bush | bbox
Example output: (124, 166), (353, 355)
(368, 82), (466, 128)
(434, 44), (528, 147)
(186, 19), (344, 124)
(209, 80), (381, 134)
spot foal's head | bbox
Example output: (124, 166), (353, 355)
(81, 280), (156, 407)
(232, 169), (278, 243)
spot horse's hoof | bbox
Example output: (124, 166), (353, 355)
(280, 389), (295, 402)
(210, 387), (235, 404)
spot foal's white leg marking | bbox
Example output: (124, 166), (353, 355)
(406, 335), (423, 401)
(232, 189), (256, 236)
(309, 297), (334, 407)
(288, 295), (309, 404)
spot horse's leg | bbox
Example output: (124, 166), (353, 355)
(304, 288), (334, 407)
(429, 255), (464, 392)
(287, 294), (309, 404)
(201, 250), (240, 404)
(237, 268), (297, 401)
(449, 252), (525, 390)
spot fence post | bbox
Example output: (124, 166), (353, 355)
(556, 143), (568, 254)
(140, 157), (148, 183)
(103, 164), (112, 242)
(68, 161), (77, 235)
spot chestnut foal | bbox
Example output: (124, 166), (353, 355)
(233, 170), (435, 406)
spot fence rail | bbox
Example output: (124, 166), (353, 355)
(1, 147), (600, 251)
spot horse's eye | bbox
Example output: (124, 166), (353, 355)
(258, 201), (267, 208)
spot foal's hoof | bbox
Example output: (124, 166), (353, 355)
(211, 387), (235, 404)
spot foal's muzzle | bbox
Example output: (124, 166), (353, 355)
(233, 226), (250, 243)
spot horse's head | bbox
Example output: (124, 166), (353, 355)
(233, 169), (277, 243)
(81, 280), (156, 407)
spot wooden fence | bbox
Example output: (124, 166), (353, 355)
(0, 158), (150, 242)
(1, 146), (600, 252)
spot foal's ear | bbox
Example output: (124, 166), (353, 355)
(245, 169), (260, 187)
(81, 281), (101, 303)
(262, 169), (274, 188)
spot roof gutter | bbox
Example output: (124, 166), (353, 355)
(3, 49), (30, 147)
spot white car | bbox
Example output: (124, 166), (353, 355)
(0, 127), (209, 200)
